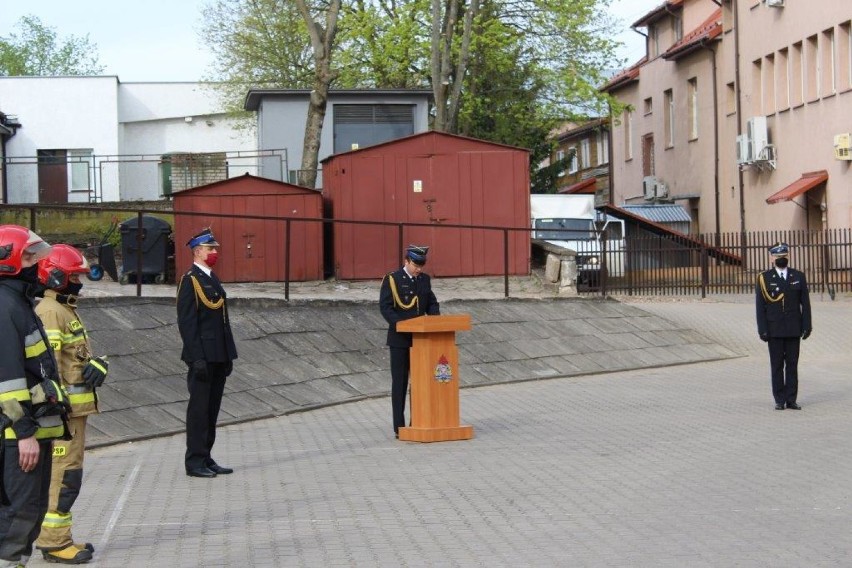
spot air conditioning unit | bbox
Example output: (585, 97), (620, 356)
(736, 134), (752, 165)
(748, 116), (769, 161)
(656, 182), (669, 199)
(643, 176), (657, 200)
(834, 133), (852, 160)
(765, 0), (784, 6)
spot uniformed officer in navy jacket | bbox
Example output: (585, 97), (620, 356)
(755, 242), (812, 410)
(379, 245), (440, 437)
(177, 228), (238, 477)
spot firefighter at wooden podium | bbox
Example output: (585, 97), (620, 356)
(379, 245), (440, 438)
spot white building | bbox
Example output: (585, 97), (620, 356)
(0, 76), (258, 203)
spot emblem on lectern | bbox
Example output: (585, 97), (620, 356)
(434, 355), (452, 383)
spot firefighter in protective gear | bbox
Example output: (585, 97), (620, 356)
(33, 245), (102, 565)
(0, 225), (71, 568)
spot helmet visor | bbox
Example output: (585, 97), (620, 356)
(23, 231), (52, 264)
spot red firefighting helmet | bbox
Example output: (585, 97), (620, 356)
(0, 225), (52, 277)
(38, 244), (90, 290)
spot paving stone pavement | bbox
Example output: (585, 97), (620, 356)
(24, 295), (852, 567)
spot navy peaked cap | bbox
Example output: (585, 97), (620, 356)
(768, 242), (789, 256)
(187, 228), (219, 248)
(405, 244), (430, 264)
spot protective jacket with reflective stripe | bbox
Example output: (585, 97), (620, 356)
(36, 290), (99, 417)
(0, 278), (66, 441)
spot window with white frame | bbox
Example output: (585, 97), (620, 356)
(580, 138), (591, 169)
(556, 149), (566, 176)
(664, 89), (674, 148)
(624, 109), (633, 160)
(567, 147), (578, 174)
(688, 78), (698, 140)
(597, 130), (609, 165)
(68, 149), (93, 191)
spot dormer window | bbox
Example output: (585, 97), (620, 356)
(649, 24), (659, 58)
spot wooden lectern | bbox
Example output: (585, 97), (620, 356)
(396, 314), (474, 442)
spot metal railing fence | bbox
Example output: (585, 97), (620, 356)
(3, 202), (851, 300)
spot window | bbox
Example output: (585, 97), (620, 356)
(580, 138), (591, 169)
(643, 97), (653, 115)
(777, 48), (789, 110)
(68, 149), (93, 191)
(752, 59), (763, 115)
(764, 54), (776, 114)
(822, 28), (836, 96)
(597, 130), (609, 165)
(649, 25), (659, 58)
(806, 34), (819, 101)
(841, 22), (852, 90)
(664, 89), (674, 148)
(567, 147), (578, 174)
(687, 78), (698, 140)
(556, 149), (566, 177)
(673, 15), (683, 42)
(642, 134), (655, 177)
(726, 82), (736, 115)
(624, 109), (633, 160)
(332, 104), (415, 153)
(722, 0), (733, 32)
(791, 41), (804, 106)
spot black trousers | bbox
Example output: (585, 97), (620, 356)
(389, 347), (411, 433)
(0, 441), (51, 563)
(185, 362), (228, 470)
(768, 337), (800, 405)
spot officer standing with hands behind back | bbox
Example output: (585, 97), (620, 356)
(177, 229), (237, 478)
(379, 245), (440, 438)
(755, 242), (812, 411)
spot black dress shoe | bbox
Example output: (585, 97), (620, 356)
(186, 466), (217, 478)
(775, 403), (785, 410)
(786, 402), (802, 410)
(208, 463), (234, 475)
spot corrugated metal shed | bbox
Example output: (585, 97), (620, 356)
(621, 204), (692, 234)
(173, 174), (323, 283)
(322, 131), (530, 279)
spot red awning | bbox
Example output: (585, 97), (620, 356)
(765, 170), (828, 204)
(557, 178), (596, 195)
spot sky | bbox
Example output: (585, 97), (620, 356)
(1, 0), (660, 82)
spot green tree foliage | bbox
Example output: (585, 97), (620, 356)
(200, 0), (622, 191)
(0, 15), (103, 76)
(201, 0), (314, 113)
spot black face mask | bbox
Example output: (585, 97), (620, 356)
(774, 257), (789, 269)
(62, 282), (84, 296)
(17, 264), (39, 284)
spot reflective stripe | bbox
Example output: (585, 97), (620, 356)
(39, 415), (63, 428)
(0, 378), (28, 394)
(25, 339), (48, 358)
(0, 388), (31, 403)
(68, 392), (96, 405)
(65, 385), (93, 394)
(41, 511), (73, 529)
(3, 423), (65, 440)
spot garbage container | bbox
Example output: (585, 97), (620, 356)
(119, 215), (172, 284)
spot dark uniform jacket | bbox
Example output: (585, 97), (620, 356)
(0, 278), (64, 440)
(176, 265), (238, 364)
(379, 268), (440, 348)
(755, 267), (811, 338)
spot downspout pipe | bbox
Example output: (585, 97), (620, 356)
(734, 0), (747, 243)
(701, 40), (721, 246)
